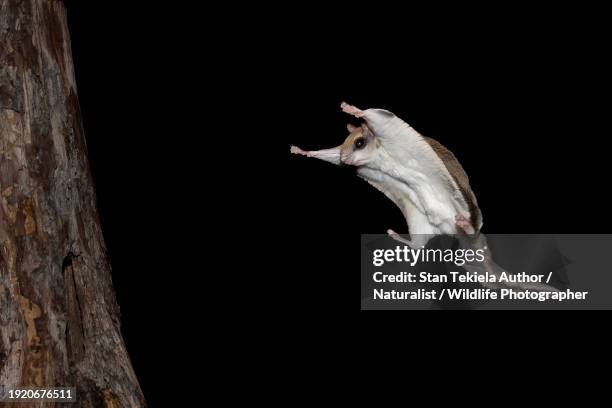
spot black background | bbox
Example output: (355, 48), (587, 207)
(63, 2), (609, 404)
(63, 3), (201, 405)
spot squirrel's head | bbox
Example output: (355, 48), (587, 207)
(289, 123), (379, 167)
(339, 123), (379, 167)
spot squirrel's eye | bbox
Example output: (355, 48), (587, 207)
(354, 138), (366, 150)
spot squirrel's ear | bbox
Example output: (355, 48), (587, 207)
(347, 123), (357, 133)
(360, 123), (371, 136)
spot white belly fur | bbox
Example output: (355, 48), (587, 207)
(361, 110), (472, 234)
(358, 167), (458, 236)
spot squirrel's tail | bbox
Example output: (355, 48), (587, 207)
(460, 233), (559, 292)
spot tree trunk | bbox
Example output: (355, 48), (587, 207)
(0, 1), (145, 406)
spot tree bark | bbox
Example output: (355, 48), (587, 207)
(0, 1), (145, 406)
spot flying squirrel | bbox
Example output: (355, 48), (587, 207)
(291, 102), (558, 292)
